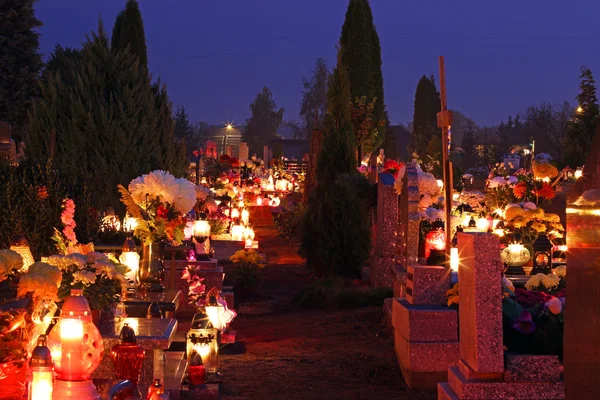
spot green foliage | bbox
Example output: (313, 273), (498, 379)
(174, 105), (194, 141)
(43, 45), (80, 86)
(26, 22), (185, 226)
(340, 0), (386, 150)
(111, 0), (148, 68)
(274, 203), (305, 240)
(230, 250), (265, 299)
(298, 58), (329, 139)
(301, 54), (371, 277)
(0, 0), (43, 141)
(243, 86), (284, 155)
(409, 75), (441, 158)
(0, 160), (66, 258)
(293, 279), (392, 310)
(564, 66), (599, 167)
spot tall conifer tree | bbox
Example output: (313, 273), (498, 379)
(339, 0), (386, 157)
(111, 0), (148, 68)
(564, 66), (600, 167)
(0, 0), (42, 141)
(409, 75), (441, 159)
(300, 51), (370, 277)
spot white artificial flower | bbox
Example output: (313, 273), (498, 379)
(522, 202), (537, 210)
(488, 176), (506, 189)
(175, 178), (197, 214)
(419, 194), (432, 210)
(545, 297), (563, 315)
(418, 172), (439, 196)
(553, 265), (566, 278)
(507, 176), (518, 185)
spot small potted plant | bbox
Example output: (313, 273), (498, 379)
(230, 249), (265, 301)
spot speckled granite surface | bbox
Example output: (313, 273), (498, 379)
(457, 232), (504, 374)
(392, 298), (458, 342)
(406, 265), (450, 305)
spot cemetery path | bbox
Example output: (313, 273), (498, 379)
(219, 229), (435, 400)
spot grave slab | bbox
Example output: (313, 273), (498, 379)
(405, 265), (450, 305)
(392, 298), (458, 342)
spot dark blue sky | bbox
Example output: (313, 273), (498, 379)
(36, 0), (600, 128)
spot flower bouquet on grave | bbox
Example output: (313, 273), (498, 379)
(49, 252), (127, 320)
(119, 170), (196, 291)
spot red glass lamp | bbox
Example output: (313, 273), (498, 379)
(110, 323), (145, 396)
(47, 289), (103, 400)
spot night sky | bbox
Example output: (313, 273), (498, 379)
(35, 0), (600, 129)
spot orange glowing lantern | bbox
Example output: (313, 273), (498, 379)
(425, 220), (446, 263)
(47, 289), (103, 400)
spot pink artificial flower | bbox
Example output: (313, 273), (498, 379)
(182, 269), (191, 281)
(188, 279), (206, 296)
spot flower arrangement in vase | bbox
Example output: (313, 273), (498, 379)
(47, 252), (127, 316)
(119, 170), (196, 291)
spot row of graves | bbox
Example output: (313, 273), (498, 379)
(367, 129), (600, 399)
(0, 135), (302, 399)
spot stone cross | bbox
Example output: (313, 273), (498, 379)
(564, 122), (600, 398)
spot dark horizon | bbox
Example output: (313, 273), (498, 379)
(35, 0), (600, 129)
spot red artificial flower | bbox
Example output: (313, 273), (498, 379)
(219, 154), (231, 163)
(513, 182), (527, 199)
(192, 150), (199, 157)
(156, 205), (168, 219)
(253, 177), (261, 184)
(536, 182), (555, 200)
(230, 157), (240, 167)
(37, 186), (49, 199)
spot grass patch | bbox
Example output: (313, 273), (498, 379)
(293, 279), (392, 310)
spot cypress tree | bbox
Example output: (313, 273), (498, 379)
(339, 0), (386, 156)
(564, 66), (599, 167)
(111, 0), (148, 68)
(0, 0), (42, 142)
(26, 21), (184, 220)
(300, 51), (371, 277)
(409, 75), (441, 159)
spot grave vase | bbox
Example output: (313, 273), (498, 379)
(139, 242), (166, 292)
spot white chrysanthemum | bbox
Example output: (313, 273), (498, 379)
(419, 194), (433, 210)
(72, 270), (96, 286)
(553, 265), (566, 278)
(175, 178), (197, 214)
(541, 273), (560, 290)
(488, 176), (506, 188)
(522, 202), (537, 210)
(525, 273), (545, 290)
(426, 207), (445, 222)
(0, 249), (24, 272)
(86, 252), (109, 263)
(507, 176), (518, 185)
(418, 172), (439, 196)
(63, 253), (88, 269)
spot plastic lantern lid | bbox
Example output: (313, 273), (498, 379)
(534, 234), (552, 251)
(30, 335), (53, 368)
(122, 237), (137, 253)
(119, 323), (137, 344)
(431, 219), (445, 230)
(10, 235), (29, 246)
(62, 289), (92, 320)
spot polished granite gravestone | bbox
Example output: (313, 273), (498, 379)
(564, 122), (600, 399)
(438, 233), (564, 399)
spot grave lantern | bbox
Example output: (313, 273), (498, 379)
(119, 237), (140, 287)
(230, 208), (240, 220)
(501, 243), (531, 275)
(185, 312), (219, 374)
(230, 222), (244, 241)
(28, 335), (53, 400)
(193, 212), (212, 261)
(110, 323), (144, 396)
(241, 209), (250, 225)
(476, 217), (490, 232)
(463, 216), (479, 232)
(47, 289), (103, 400)
(122, 214), (138, 232)
(425, 219), (446, 264)
(531, 234), (553, 275)
(10, 235), (34, 271)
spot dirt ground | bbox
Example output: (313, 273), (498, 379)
(219, 232), (436, 400)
